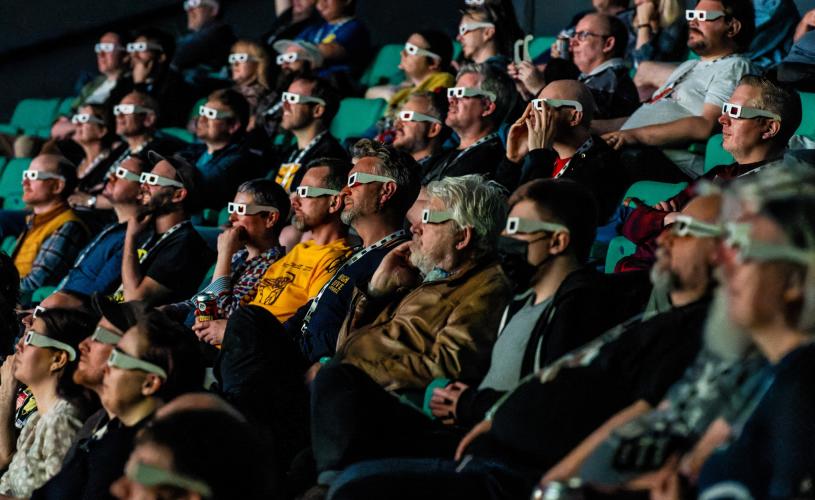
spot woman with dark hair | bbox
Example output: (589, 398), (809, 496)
(0, 308), (96, 498)
(455, 0), (524, 70)
(111, 409), (276, 499)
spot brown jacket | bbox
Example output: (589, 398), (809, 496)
(336, 259), (512, 391)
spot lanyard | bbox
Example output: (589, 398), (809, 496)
(553, 137), (594, 179)
(278, 131), (327, 191)
(448, 132), (498, 167)
(111, 220), (190, 299)
(300, 229), (407, 334)
(313, 19), (351, 44)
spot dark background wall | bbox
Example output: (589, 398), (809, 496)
(1, 0), (813, 120)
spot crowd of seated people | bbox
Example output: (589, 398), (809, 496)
(0, 0), (814, 498)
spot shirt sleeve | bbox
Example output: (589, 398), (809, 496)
(20, 221), (87, 294)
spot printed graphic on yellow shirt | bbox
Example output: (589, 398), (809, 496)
(276, 163), (302, 192)
(255, 271), (296, 306)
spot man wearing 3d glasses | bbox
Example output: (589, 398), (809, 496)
(422, 63), (515, 185)
(498, 79), (628, 224)
(173, 0), (236, 84)
(393, 91), (452, 175)
(117, 152), (214, 306)
(38, 156), (152, 310)
(616, 75), (806, 273)
(176, 88), (262, 209)
(11, 154), (89, 297)
(598, 0), (758, 182)
(273, 76), (348, 192)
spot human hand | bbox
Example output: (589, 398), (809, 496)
(550, 39), (563, 59)
(455, 419), (492, 460)
(506, 104), (532, 163)
(132, 58), (155, 84)
(217, 226), (246, 259)
(368, 242), (420, 297)
(602, 130), (638, 151)
(662, 211), (680, 226)
(516, 61), (546, 96)
(68, 192), (92, 209)
(654, 199), (678, 212)
(528, 101), (556, 152)
(428, 381), (469, 424)
(803, 9), (815, 28)
(636, 0), (658, 26)
(126, 212), (152, 239)
(0, 355), (17, 396)
(191, 319), (227, 346)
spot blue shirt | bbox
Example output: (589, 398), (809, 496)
(60, 222), (127, 296)
(295, 18), (370, 74)
(284, 235), (407, 363)
(747, 0), (800, 70)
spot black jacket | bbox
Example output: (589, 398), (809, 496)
(421, 134), (505, 185)
(496, 135), (629, 223)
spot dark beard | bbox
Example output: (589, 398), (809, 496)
(140, 189), (177, 217)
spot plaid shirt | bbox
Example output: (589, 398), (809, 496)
(190, 246), (284, 318)
(20, 221), (88, 294)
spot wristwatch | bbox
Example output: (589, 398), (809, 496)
(86, 196), (97, 209)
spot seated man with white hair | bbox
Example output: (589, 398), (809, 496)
(310, 174), (512, 485)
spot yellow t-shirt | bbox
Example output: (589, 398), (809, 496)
(250, 238), (351, 322)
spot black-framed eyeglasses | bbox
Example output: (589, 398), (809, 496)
(571, 31), (610, 42)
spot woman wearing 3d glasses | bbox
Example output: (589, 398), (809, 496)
(0, 308), (95, 498)
(228, 40), (278, 133)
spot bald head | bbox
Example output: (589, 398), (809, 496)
(682, 193), (723, 224)
(538, 80), (597, 125)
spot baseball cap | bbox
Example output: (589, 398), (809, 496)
(272, 39), (324, 67)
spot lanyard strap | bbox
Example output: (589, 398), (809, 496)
(300, 229), (407, 334)
(278, 131), (327, 190)
(448, 132), (498, 167)
(553, 136), (594, 179)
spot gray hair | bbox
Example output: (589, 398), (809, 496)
(456, 62), (517, 127)
(425, 174), (508, 259)
(352, 139), (421, 218)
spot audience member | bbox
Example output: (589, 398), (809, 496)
(498, 80), (629, 223)
(50, 32), (133, 142)
(392, 92), (452, 173)
(180, 88), (262, 208)
(288, 139), (419, 363)
(214, 158), (351, 466)
(229, 39), (277, 132)
(773, 10), (815, 91)
(128, 28), (192, 128)
(422, 63), (514, 184)
(617, 75), (803, 271)
(12, 154), (89, 296)
(744, 0), (799, 70)
(117, 152), (214, 305)
(263, 0), (321, 50)
(176, 179), (288, 338)
(274, 76), (348, 192)
(600, 0), (757, 181)
(0, 308), (96, 498)
(310, 174), (511, 484)
(698, 195), (815, 500)
(41, 155), (151, 308)
(365, 31), (455, 114)
(456, 2), (522, 69)
(620, 0), (688, 66)
(32, 309), (204, 500)
(173, 0), (236, 80)
(295, 0), (370, 77)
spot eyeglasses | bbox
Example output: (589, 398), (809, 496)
(571, 31), (610, 42)
(90, 325), (122, 345)
(685, 10), (726, 21)
(296, 186), (340, 198)
(228, 52), (255, 64)
(421, 208), (455, 224)
(126, 461), (212, 497)
(32, 305), (46, 319)
(183, 0), (217, 11)
(23, 331), (77, 361)
(505, 216), (569, 235)
(71, 113), (106, 125)
(721, 102), (781, 122)
(276, 52), (299, 65)
(458, 22), (495, 36)
(347, 172), (396, 188)
(22, 170), (65, 182)
(227, 202), (279, 215)
(447, 86), (497, 102)
(199, 105), (234, 120)
(531, 98), (583, 112)
(126, 41), (164, 53)
(94, 43), (123, 53)
(464, 0), (485, 4)
(114, 167), (142, 183)
(107, 348), (167, 379)
(139, 172), (184, 189)
(398, 110), (441, 124)
(724, 222), (815, 265)
(113, 104), (153, 116)
(404, 42), (441, 60)
(280, 91), (326, 106)
(672, 215), (723, 238)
